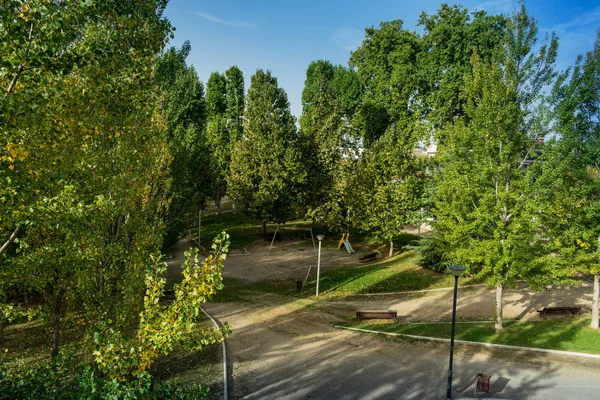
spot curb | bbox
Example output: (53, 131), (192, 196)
(353, 284), (488, 296)
(201, 307), (229, 400)
(333, 325), (600, 360)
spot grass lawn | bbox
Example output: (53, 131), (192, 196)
(350, 318), (600, 354)
(301, 250), (483, 297)
(213, 249), (483, 301)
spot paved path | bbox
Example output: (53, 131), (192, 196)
(204, 292), (600, 400)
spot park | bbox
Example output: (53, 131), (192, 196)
(1, 0), (600, 399)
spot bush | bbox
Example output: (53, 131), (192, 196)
(407, 236), (448, 272)
(0, 360), (209, 400)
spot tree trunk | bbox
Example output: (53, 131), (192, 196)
(388, 241), (394, 258)
(232, 199), (238, 215)
(51, 292), (62, 359)
(0, 322), (4, 343)
(263, 221), (267, 238)
(592, 275), (599, 329)
(495, 283), (503, 330)
(215, 190), (221, 215)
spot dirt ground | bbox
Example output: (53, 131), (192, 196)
(166, 238), (600, 399)
(223, 238), (367, 283)
(167, 238), (594, 322)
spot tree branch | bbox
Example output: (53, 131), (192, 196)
(2, 22), (34, 102)
(0, 225), (20, 255)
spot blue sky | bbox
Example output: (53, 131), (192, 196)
(163, 0), (600, 119)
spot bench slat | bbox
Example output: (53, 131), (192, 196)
(356, 311), (397, 321)
(537, 306), (581, 318)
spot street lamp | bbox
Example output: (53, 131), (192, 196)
(447, 264), (466, 400)
(316, 234), (325, 297)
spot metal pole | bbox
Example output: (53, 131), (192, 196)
(446, 275), (459, 400)
(316, 240), (322, 297)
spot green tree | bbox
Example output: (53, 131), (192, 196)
(157, 41), (209, 249)
(535, 31), (600, 328)
(299, 60), (360, 229)
(224, 66), (245, 214)
(93, 234), (230, 380)
(228, 69), (304, 235)
(206, 67), (245, 215)
(432, 4), (558, 330)
(1, 0), (172, 357)
(225, 66), (245, 142)
(350, 20), (421, 147)
(206, 71), (228, 214)
(348, 125), (424, 257)
(417, 5), (509, 129)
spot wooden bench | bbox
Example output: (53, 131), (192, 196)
(356, 310), (397, 322)
(537, 306), (581, 318)
(359, 252), (378, 263)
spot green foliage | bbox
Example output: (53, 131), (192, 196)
(350, 20), (420, 146)
(0, 361), (209, 400)
(0, 0), (174, 356)
(156, 42), (209, 250)
(93, 233), (230, 380)
(228, 70), (304, 230)
(206, 66), (245, 213)
(206, 72), (227, 117)
(347, 125), (425, 253)
(299, 60), (359, 229)
(407, 236), (448, 273)
(432, 6), (560, 329)
(417, 5), (509, 128)
(534, 30), (600, 276)
(225, 66), (245, 141)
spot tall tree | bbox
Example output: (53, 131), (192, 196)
(228, 69), (304, 235)
(157, 41), (209, 249)
(299, 60), (360, 229)
(0, 0), (173, 357)
(432, 5), (559, 330)
(350, 20), (421, 146)
(417, 5), (509, 130)
(225, 66), (245, 141)
(348, 125), (424, 257)
(535, 30), (600, 328)
(206, 71), (228, 214)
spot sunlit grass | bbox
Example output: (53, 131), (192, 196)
(302, 250), (483, 297)
(351, 318), (600, 354)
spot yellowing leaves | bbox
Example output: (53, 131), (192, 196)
(2, 144), (28, 170)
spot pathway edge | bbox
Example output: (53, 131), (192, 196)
(333, 325), (600, 359)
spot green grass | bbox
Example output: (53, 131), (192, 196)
(351, 318), (600, 354)
(211, 277), (299, 302)
(301, 250), (483, 297)
(211, 248), (483, 301)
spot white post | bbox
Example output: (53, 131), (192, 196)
(316, 239), (322, 297)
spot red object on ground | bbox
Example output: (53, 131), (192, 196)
(477, 373), (490, 392)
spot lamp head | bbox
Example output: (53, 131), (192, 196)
(316, 234), (325, 241)
(448, 264), (466, 277)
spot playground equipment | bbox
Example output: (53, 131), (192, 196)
(268, 226), (316, 255)
(337, 208), (356, 254)
(337, 232), (355, 254)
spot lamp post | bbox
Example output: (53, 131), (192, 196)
(316, 234), (325, 297)
(447, 264), (466, 400)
